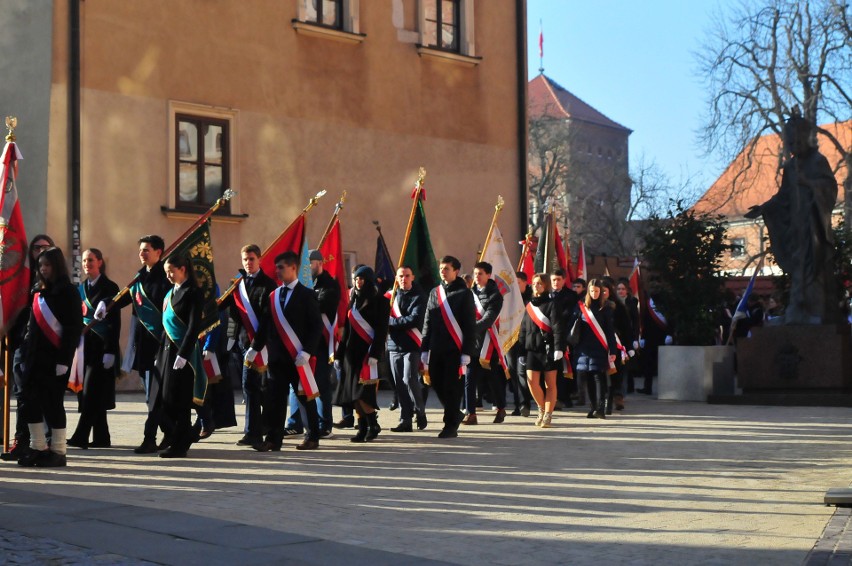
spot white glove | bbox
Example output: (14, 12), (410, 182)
(553, 350), (564, 361)
(102, 353), (115, 369)
(333, 359), (341, 371)
(460, 354), (471, 367)
(639, 338), (646, 348)
(421, 352), (430, 366)
(94, 301), (107, 321)
(633, 341), (640, 350)
(664, 335), (673, 345)
(628, 350), (636, 358)
(226, 338), (235, 351)
(203, 350), (213, 361)
(295, 351), (311, 367)
(244, 348), (258, 363)
(367, 357), (378, 367)
(55, 364), (68, 376)
(518, 356), (525, 366)
(173, 356), (187, 370)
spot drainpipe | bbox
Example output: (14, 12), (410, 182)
(515, 0), (528, 239)
(69, 0), (81, 282)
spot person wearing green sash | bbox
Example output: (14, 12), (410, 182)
(156, 252), (205, 458)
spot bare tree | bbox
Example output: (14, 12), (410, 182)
(527, 114), (573, 233)
(697, 0), (852, 225)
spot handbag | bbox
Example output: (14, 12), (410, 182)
(567, 316), (582, 346)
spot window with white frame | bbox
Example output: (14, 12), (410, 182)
(297, 0), (361, 34)
(419, 0), (475, 57)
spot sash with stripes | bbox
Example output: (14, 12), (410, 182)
(348, 305), (379, 384)
(578, 301), (617, 375)
(647, 297), (667, 330)
(69, 284), (110, 393)
(473, 292), (509, 379)
(269, 287), (319, 400)
(234, 277), (268, 371)
(130, 279), (164, 340)
(33, 293), (62, 349)
(163, 289), (207, 405)
(321, 313), (337, 363)
(526, 302), (572, 378)
(437, 284), (465, 377)
(391, 293), (423, 348)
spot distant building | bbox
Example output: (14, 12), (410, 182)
(527, 73), (632, 256)
(692, 121), (850, 275)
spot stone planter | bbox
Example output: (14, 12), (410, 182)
(657, 345), (735, 402)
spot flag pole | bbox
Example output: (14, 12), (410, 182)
(217, 190), (327, 305)
(317, 191), (347, 249)
(390, 167), (426, 304)
(517, 229), (533, 271)
(3, 337), (10, 453)
(478, 195), (505, 261)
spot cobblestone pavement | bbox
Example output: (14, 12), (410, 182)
(1, 391), (851, 565)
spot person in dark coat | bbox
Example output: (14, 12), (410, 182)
(464, 261), (506, 425)
(518, 274), (565, 428)
(616, 277), (640, 393)
(571, 279), (617, 419)
(421, 256), (476, 439)
(17, 247), (83, 467)
(602, 278), (631, 414)
(99, 234), (173, 454)
(334, 266), (390, 442)
(506, 271), (534, 416)
(68, 248), (121, 449)
(218, 244), (277, 448)
(387, 265), (428, 432)
(247, 251), (323, 451)
(155, 252), (205, 458)
(550, 269), (579, 408)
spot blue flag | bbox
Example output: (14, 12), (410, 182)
(375, 231), (395, 285)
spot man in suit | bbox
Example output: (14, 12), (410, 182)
(247, 251), (323, 451)
(387, 265), (427, 432)
(218, 244), (277, 448)
(97, 235), (172, 454)
(421, 256), (476, 439)
(550, 269), (579, 409)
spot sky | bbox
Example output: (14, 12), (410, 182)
(526, 0), (734, 193)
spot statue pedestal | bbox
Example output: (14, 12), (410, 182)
(737, 324), (852, 392)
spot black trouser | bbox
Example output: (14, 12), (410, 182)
(580, 370), (609, 413)
(239, 344), (265, 440)
(506, 348), (532, 408)
(163, 367), (194, 453)
(473, 357), (507, 410)
(141, 368), (173, 442)
(73, 407), (110, 444)
(20, 361), (67, 429)
(266, 360), (319, 445)
(428, 353), (464, 430)
(12, 347), (29, 442)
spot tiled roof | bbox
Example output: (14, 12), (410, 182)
(692, 121), (850, 218)
(528, 74), (631, 133)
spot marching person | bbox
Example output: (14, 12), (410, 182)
(465, 261), (507, 425)
(616, 277), (640, 394)
(518, 274), (564, 427)
(550, 269), (579, 409)
(386, 265), (427, 432)
(17, 247), (83, 467)
(156, 252), (206, 458)
(219, 244), (277, 448)
(247, 251), (323, 451)
(68, 249), (121, 449)
(334, 266), (390, 442)
(97, 235), (173, 454)
(601, 278), (632, 414)
(421, 256), (476, 439)
(506, 271), (533, 417)
(571, 279), (618, 419)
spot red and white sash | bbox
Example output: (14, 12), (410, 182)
(578, 301), (616, 375)
(526, 302), (572, 378)
(33, 293), (62, 349)
(473, 291), (508, 378)
(203, 352), (222, 380)
(269, 287), (319, 400)
(391, 293), (423, 348)
(235, 278), (268, 371)
(321, 312), (337, 363)
(437, 285), (465, 376)
(648, 297), (667, 329)
(348, 305), (378, 383)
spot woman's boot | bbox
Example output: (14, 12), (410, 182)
(365, 412), (381, 441)
(350, 417), (368, 443)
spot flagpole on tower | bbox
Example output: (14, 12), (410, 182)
(538, 19), (544, 74)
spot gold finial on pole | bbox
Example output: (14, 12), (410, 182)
(415, 167), (426, 190)
(478, 195), (506, 261)
(304, 189), (327, 213)
(5, 117), (17, 142)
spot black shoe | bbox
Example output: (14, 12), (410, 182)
(587, 411), (596, 419)
(2, 441), (30, 461)
(17, 449), (49, 467)
(90, 440), (111, 448)
(365, 413), (381, 441)
(416, 412), (428, 430)
(282, 428), (302, 436)
(34, 451), (67, 467)
(520, 405), (530, 418)
(593, 410), (606, 419)
(333, 417), (355, 429)
(133, 440), (158, 454)
(67, 437), (88, 450)
(391, 421), (413, 433)
(253, 441), (281, 452)
(157, 436), (173, 451)
(351, 417), (368, 443)
(319, 429), (334, 439)
(510, 407), (522, 416)
(437, 428), (458, 439)
(388, 401), (399, 411)
(236, 435), (260, 446)
(198, 429), (214, 440)
(158, 447), (188, 459)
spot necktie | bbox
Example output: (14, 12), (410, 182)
(280, 286), (290, 308)
(245, 275), (254, 290)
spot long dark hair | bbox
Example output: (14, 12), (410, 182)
(35, 247), (71, 289)
(164, 252), (198, 287)
(84, 247), (107, 277)
(585, 278), (605, 309)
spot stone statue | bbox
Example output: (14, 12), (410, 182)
(745, 114), (838, 324)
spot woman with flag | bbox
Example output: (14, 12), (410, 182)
(155, 252), (205, 458)
(16, 246), (83, 467)
(518, 273), (564, 428)
(571, 279), (618, 419)
(333, 265), (390, 443)
(68, 248), (121, 449)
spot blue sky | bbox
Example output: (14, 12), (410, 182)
(526, 0), (732, 191)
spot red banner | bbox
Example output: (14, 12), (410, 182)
(318, 217), (348, 330)
(259, 215), (305, 284)
(0, 142), (29, 331)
